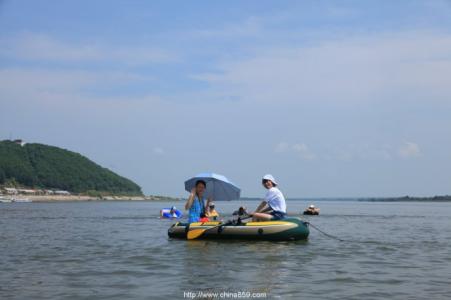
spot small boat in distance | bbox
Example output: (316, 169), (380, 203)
(12, 198), (32, 203)
(303, 204), (320, 215)
(160, 206), (183, 219)
(0, 196), (13, 203)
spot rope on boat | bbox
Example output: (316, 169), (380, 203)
(306, 221), (380, 244)
(305, 222), (346, 242)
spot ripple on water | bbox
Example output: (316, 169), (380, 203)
(2, 201), (451, 300)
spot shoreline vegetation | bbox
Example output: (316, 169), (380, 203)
(0, 140), (183, 202)
(0, 140), (143, 196)
(9, 194), (182, 202)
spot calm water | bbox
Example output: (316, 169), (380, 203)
(1, 200), (451, 300)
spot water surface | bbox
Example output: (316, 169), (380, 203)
(1, 200), (450, 299)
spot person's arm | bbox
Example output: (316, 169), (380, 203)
(260, 205), (272, 213)
(254, 200), (268, 213)
(185, 188), (196, 210)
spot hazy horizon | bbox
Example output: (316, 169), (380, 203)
(1, 1), (451, 198)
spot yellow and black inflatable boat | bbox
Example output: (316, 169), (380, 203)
(168, 218), (309, 241)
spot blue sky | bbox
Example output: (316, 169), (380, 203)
(1, 0), (451, 197)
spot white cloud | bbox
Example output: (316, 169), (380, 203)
(0, 67), (164, 121)
(334, 142), (421, 161)
(0, 68), (151, 91)
(274, 142), (290, 153)
(274, 142), (316, 160)
(191, 16), (262, 38)
(192, 31), (451, 104)
(153, 147), (165, 155)
(0, 33), (177, 64)
(292, 143), (316, 160)
(0, 68), (156, 107)
(335, 143), (393, 161)
(276, 141), (422, 161)
(398, 142), (421, 158)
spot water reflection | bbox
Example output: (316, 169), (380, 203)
(179, 239), (310, 297)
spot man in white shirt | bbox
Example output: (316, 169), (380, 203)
(251, 174), (287, 221)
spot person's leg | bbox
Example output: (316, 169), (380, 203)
(252, 212), (273, 222)
(271, 211), (286, 220)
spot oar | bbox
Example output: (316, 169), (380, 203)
(187, 215), (252, 240)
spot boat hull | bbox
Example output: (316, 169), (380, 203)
(13, 199), (32, 203)
(303, 211), (319, 215)
(168, 218), (309, 241)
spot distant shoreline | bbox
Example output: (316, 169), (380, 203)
(2, 195), (181, 202)
(3, 195), (450, 203)
(243, 196), (451, 202)
(357, 196), (451, 202)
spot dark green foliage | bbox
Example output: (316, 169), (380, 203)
(0, 140), (142, 195)
(0, 141), (38, 186)
(0, 167), (5, 184)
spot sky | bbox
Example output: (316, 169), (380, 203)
(1, 0), (451, 198)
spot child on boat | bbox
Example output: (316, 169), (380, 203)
(233, 206), (248, 217)
(251, 174), (287, 221)
(198, 213), (209, 222)
(206, 202), (219, 220)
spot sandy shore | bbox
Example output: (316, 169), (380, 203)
(12, 195), (181, 202)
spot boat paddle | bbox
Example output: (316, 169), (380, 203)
(187, 215), (252, 240)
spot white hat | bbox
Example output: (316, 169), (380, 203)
(309, 204), (315, 208)
(262, 174), (278, 186)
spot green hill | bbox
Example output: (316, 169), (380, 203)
(0, 140), (142, 195)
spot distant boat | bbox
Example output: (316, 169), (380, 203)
(12, 198), (32, 203)
(303, 204), (320, 215)
(160, 207), (183, 219)
(0, 196), (13, 203)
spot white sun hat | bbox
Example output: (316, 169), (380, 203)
(309, 204), (315, 208)
(262, 174), (278, 186)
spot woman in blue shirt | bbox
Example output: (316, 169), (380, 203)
(185, 180), (211, 223)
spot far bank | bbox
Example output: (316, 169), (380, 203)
(1, 194), (181, 202)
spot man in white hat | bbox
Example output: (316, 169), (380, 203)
(304, 204), (320, 215)
(251, 174), (287, 221)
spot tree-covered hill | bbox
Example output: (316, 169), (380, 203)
(0, 140), (142, 195)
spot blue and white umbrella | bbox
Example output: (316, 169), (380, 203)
(184, 172), (241, 201)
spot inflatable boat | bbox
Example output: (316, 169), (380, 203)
(168, 218), (309, 241)
(303, 205), (320, 215)
(303, 210), (319, 215)
(160, 207), (183, 219)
